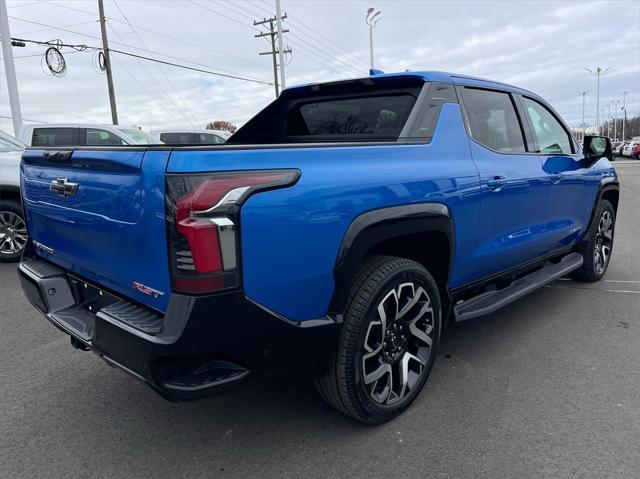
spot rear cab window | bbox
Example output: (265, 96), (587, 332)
(227, 78), (430, 145)
(32, 128), (78, 147)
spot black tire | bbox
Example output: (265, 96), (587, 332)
(0, 199), (28, 263)
(571, 200), (615, 282)
(315, 255), (441, 424)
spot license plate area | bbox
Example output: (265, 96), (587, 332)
(68, 274), (121, 314)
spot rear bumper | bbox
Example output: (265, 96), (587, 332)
(18, 257), (339, 401)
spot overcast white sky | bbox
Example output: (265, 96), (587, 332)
(1, 0), (639, 136)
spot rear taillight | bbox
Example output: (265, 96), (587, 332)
(166, 170), (300, 294)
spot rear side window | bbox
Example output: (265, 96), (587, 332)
(32, 128), (77, 147)
(160, 133), (196, 144)
(521, 97), (573, 154)
(287, 94), (415, 140)
(461, 88), (526, 153)
(84, 128), (126, 146)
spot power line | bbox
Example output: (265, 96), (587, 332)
(8, 20), (273, 85)
(33, 0), (269, 71)
(15, 20), (98, 36)
(286, 31), (363, 76)
(286, 15), (369, 69)
(109, 53), (183, 123)
(0, 114), (45, 123)
(245, 0), (368, 72)
(111, 0), (198, 128)
(188, 0), (260, 32)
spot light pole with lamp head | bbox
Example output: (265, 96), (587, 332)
(586, 66), (612, 136)
(366, 7), (382, 71)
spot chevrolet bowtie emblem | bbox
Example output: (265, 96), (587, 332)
(50, 178), (79, 198)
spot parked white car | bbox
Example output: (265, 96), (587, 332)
(622, 140), (640, 157)
(19, 124), (158, 147)
(154, 129), (230, 145)
(0, 130), (27, 262)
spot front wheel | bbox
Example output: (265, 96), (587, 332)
(315, 255), (441, 423)
(571, 200), (615, 282)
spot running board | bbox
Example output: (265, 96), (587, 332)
(454, 252), (583, 322)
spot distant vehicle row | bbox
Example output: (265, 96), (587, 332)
(17, 124), (231, 147)
(613, 140), (640, 159)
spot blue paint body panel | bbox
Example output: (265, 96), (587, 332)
(20, 71), (614, 322)
(21, 149), (172, 311)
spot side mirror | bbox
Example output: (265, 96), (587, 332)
(583, 135), (612, 165)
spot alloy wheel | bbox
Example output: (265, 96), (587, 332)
(0, 211), (28, 257)
(593, 210), (613, 274)
(362, 282), (435, 405)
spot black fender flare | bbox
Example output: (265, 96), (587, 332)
(585, 177), (619, 234)
(330, 203), (454, 313)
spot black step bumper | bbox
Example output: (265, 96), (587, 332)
(18, 257), (339, 401)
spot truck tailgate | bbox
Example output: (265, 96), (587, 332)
(21, 149), (172, 312)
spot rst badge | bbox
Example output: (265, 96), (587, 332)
(50, 178), (79, 198)
(132, 281), (165, 298)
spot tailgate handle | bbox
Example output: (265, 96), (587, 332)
(43, 151), (73, 163)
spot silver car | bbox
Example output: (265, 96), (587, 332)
(0, 130), (27, 262)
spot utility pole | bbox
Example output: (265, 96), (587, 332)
(275, 0), (286, 90)
(98, 0), (118, 124)
(586, 66), (612, 136)
(622, 91), (628, 140)
(366, 7), (382, 70)
(254, 14), (291, 97)
(0, 0), (23, 136)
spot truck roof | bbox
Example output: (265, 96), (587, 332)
(284, 70), (543, 102)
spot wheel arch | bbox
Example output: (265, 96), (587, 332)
(330, 203), (454, 315)
(585, 178), (619, 234)
(0, 185), (21, 202)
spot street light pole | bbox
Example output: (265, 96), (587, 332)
(622, 91), (628, 140)
(600, 108), (606, 136)
(579, 91), (587, 140)
(586, 66), (612, 136)
(366, 7), (382, 71)
(612, 100), (619, 140)
(606, 103), (611, 137)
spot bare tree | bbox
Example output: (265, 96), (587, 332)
(206, 121), (238, 134)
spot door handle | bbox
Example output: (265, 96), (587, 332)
(487, 176), (507, 191)
(550, 173), (562, 184)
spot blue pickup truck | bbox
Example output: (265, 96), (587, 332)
(18, 71), (619, 423)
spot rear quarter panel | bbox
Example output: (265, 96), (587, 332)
(168, 104), (481, 321)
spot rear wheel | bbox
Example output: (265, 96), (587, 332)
(0, 200), (28, 263)
(571, 200), (615, 282)
(315, 255), (441, 423)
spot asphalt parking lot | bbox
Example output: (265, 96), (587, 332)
(1, 161), (639, 479)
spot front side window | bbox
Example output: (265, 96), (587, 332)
(116, 128), (155, 145)
(522, 97), (572, 154)
(461, 88), (526, 153)
(32, 128), (76, 147)
(198, 133), (225, 144)
(85, 128), (126, 146)
(287, 94), (416, 140)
